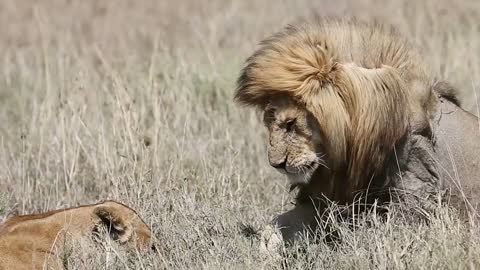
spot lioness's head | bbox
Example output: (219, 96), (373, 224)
(235, 19), (434, 202)
(263, 96), (326, 185)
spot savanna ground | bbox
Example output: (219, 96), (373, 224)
(0, 0), (479, 269)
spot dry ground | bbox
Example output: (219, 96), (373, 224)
(0, 0), (479, 269)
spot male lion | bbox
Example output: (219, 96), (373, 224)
(235, 18), (480, 248)
(0, 200), (153, 270)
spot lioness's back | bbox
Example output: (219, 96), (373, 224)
(0, 201), (153, 270)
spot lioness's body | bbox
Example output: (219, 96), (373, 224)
(0, 200), (152, 270)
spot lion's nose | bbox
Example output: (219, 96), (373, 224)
(270, 160), (287, 170)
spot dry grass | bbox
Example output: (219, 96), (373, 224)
(0, 0), (479, 269)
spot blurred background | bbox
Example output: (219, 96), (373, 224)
(1, 0), (479, 109)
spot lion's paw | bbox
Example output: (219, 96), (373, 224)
(259, 225), (284, 259)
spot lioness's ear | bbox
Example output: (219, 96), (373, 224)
(93, 205), (133, 244)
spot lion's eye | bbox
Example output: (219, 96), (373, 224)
(285, 119), (296, 132)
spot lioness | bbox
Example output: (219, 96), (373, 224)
(235, 18), (480, 247)
(0, 200), (153, 270)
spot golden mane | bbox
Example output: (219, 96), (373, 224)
(235, 19), (436, 203)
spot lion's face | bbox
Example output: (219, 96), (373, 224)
(263, 97), (327, 185)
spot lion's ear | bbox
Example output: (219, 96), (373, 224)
(433, 80), (461, 106)
(93, 205), (133, 244)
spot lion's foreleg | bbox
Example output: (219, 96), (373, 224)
(274, 203), (319, 244)
(260, 203), (318, 254)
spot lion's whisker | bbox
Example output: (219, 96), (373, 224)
(313, 158), (330, 170)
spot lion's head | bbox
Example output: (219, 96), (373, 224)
(235, 19), (438, 204)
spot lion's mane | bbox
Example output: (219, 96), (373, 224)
(235, 19), (440, 204)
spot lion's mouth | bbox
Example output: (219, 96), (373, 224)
(283, 163), (319, 184)
(283, 156), (330, 184)
(286, 173), (312, 185)
(272, 154), (328, 185)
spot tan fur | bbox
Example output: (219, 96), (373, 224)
(0, 200), (152, 270)
(236, 18), (436, 203)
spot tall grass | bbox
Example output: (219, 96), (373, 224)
(0, 0), (479, 269)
